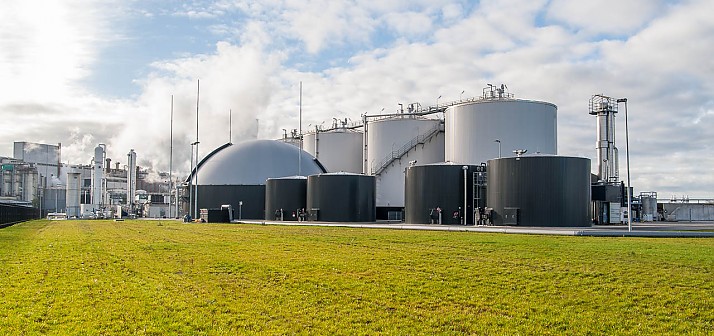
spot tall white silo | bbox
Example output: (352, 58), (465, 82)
(127, 149), (137, 213)
(365, 115), (444, 218)
(303, 128), (363, 173)
(445, 98), (557, 164)
(66, 172), (81, 217)
(92, 145), (105, 210)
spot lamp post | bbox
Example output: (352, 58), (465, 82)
(617, 98), (631, 232)
(460, 90), (465, 101)
(494, 139), (501, 158)
(190, 141), (200, 219)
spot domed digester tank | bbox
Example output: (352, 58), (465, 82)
(404, 163), (486, 225)
(486, 155), (591, 227)
(306, 173), (375, 222)
(189, 140), (326, 220)
(265, 176), (307, 221)
(445, 95), (557, 165)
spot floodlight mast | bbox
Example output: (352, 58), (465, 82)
(617, 98), (632, 232)
(194, 79), (200, 219)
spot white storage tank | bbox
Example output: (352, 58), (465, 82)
(66, 172), (81, 218)
(365, 116), (444, 219)
(303, 128), (363, 174)
(92, 145), (105, 209)
(445, 98), (557, 165)
(640, 193), (657, 222)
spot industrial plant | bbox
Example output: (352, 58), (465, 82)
(1, 142), (173, 221)
(2, 84), (713, 227)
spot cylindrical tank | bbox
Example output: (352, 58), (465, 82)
(127, 149), (137, 212)
(445, 99), (557, 165)
(641, 196), (657, 222)
(487, 155), (591, 227)
(303, 128), (363, 173)
(404, 163), (486, 225)
(92, 145), (104, 209)
(265, 176), (307, 221)
(66, 172), (81, 217)
(306, 173), (375, 222)
(366, 116), (444, 211)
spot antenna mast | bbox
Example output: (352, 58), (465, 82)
(298, 81), (302, 176)
(194, 79), (200, 219)
(169, 95), (173, 218)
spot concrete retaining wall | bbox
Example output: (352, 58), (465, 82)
(661, 203), (714, 221)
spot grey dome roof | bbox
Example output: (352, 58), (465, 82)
(190, 140), (326, 185)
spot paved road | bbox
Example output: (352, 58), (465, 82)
(236, 220), (714, 237)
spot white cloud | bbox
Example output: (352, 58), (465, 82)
(546, 0), (665, 35)
(280, 0), (376, 53)
(602, 0), (714, 79)
(106, 41), (280, 173)
(441, 3), (465, 23)
(384, 11), (434, 36)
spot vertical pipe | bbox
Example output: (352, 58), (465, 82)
(169, 95), (173, 218)
(624, 100), (632, 231)
(314, 126), (319, 159)
(57, 143), (61, 178)
(462, 166), (468, 225)
(38, 174), (42, 218)
(194, 79), (200, 219)
(189, 146), (194, 219)
(362, 114), (368, 174)
(298, 82), (302, 176)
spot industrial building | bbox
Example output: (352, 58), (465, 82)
(6, 85), (713, 226)
(2, 141), (173, 219)
(187, 84), (596, 226)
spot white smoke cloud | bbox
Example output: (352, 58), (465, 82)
(103, 41), (281, 176)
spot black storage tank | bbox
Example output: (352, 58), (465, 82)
(265, 176), (307, 221)
(306, 173), (376, 222)
(404, 163), (486, 225)
(487, 155), (591, 227)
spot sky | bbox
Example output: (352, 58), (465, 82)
(0, 0), (712, 198)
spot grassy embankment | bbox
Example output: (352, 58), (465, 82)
(0, 220), (712, 334)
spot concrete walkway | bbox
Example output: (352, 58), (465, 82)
(236, 220), (714, 238)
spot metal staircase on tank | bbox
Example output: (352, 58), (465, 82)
(473, 168), (487, 224)
(371, 122), (443, 175)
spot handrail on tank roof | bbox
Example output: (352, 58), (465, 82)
(184, 142), (232, 183)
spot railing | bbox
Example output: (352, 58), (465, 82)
(371, 123), (443, 175)
(0, 203), (40, 228)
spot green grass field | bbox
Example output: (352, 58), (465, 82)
(0, 220), (712, 335)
